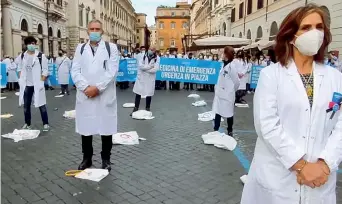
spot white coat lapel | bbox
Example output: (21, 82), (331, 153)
(84, 42), (95, 62)
(312, 62), (325, 111)
(94, 41), (105, 62)
(286, 60), (309, 105)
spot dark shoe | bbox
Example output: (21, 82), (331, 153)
(130, 107), (138, 116)
(78, 158), (92, 170)
(49, 86), (54, 90)
(228, 132), (233, 137)
(67, 92), (70, 95)
(146, 108), (150, 111)
(59, 92), (64, 95)
(102, 160), (111, 171)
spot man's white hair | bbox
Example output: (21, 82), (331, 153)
(88, 19), (103, 28)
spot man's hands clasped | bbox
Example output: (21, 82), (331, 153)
(293, 159), (330, 188)
(84, 86), (99, 98)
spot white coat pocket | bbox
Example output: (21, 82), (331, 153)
(76, 91), (88, 104)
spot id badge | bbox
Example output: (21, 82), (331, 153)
(332, 92), (342, 104)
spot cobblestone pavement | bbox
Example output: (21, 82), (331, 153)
(1, 87), (342, 204)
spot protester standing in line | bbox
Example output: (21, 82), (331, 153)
(244, 54), (253, 94)
(241, 5), (342, 204)
(235, 50), (248, 104)
(56, 50), (71, 95)
(7, 57), (19, 91)
(212, 46), (240, 136)
(131, 47), (159, 115)
(71, 19), (119, 171)
(18, 36), (50, 131)
(3, 55), (12, 91)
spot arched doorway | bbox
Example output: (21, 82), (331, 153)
(269, 21), (278, 41)
(256, 26), (263, 42)
(239, 32), (242, 38)
(48, 27), (53, 56)
(37, 24), (44, 51)
(232, 34), (235, 37)
(57, 29), (62, 51)
(247, 29), (251, 39)
(21, 19), (29, 49)
(222, 22), (227, 36)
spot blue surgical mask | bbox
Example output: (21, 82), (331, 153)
(148, 50), (153, 56)
(27, 44), (36, 51)
(332, 56), (337, 61)
(89, 32), (101, 42)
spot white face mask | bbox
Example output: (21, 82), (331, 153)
(293, 29), (324, 56)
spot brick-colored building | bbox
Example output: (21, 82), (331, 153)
(155, 1), (190, 53)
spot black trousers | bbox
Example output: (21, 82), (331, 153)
(184, 83), (194, 90)
(169, 81), (180, 90)
(213, 114), (234, 134)
(60, 84), (69, 94)
(8, 82), (19, 91)
(81, 135), (112, 160)
(24, 86), (49, 126)
(134, 94), (152, 109)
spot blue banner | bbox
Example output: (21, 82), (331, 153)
(117, 59), (138, 82)
(0, 63), (7, 88)
(156, 58), (221, 84)
(250, 65), (265, 89)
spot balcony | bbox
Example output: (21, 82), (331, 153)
(47, 2), (64, 21)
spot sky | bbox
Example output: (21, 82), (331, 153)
(131, 0), (191, 26)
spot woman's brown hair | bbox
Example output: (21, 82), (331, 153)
(275, 4), (332, 66)
(223, 46), (235, 62)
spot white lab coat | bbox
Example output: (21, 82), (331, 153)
(246, 62), (252, 84)
(235, 59), (248, 90)
(241, 61), (342, 204)
(212, 61), (240, 118)
(71, 40), (119, 136)
(18, 51), (49, 108)
(8, 61), (19, 82)
(133, 54), (158, 97)
(56, 56), (71, 85)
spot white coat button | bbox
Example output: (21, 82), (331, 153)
(306, 109), (309, 111)
(295, 190), (298, 192)
(302, 136), (306, 138)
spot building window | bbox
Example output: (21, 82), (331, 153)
(215, 0), (218, 6)
(182, 22), (188, 29)
(171, 22), (176, 29)
(257, 0), (263, 9)
(239, 3), (244, 19)
(21, 19), (28, 31)
(138, 19), (140, 23)
(86, 10), (89, 25)
(159, 39), (164, 47)
(170, 39), (175, 47)
(79, 8), (83, 27)
(136, 29), (139, 33)
(171, 12), (175, 16)
(159, 22), (164, 29)
(247, 0), (252, 15)
(231, 8), (235, 22)
(137, 36), (139, 39)
(100, 0), (102, 4)
(57, 0), (63, 6)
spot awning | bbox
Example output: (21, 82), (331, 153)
(191, 35), (252, 50)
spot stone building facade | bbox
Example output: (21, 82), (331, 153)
(1, 0), (68, 57)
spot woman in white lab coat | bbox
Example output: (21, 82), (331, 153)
(241, 5), (342, 204)
(131, 47), (158, 115)
(235, 50), (248, 104)
(212, 46), (240, 136)
(56, 50), (71, 95)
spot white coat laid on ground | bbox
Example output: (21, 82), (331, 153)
(56, 56), (71, 85)
(241, 62), (342, 204)
(18, 51), (49, 108)
(71, 40), (119, 136)
(133, 54), (159, 97)
(212, 61), (240, 118)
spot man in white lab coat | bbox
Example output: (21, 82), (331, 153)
(56, 50), (71, 95)
(18, 36), (50, 131)
(71, 19), (119, 171)
(8, 57), (19, 91)
(3, 55), (12, 90)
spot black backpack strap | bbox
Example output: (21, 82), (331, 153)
(21, 52), (24, 60)
(80, 43), (86, 55)
(37, 52), (43, 69)
(105, 41), (111, 57)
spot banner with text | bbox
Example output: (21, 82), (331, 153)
(117, 59), (138, 82)
(0, 63), (7, 88)
(156, 58), (221, 84)
(250, 65), (265, 89)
